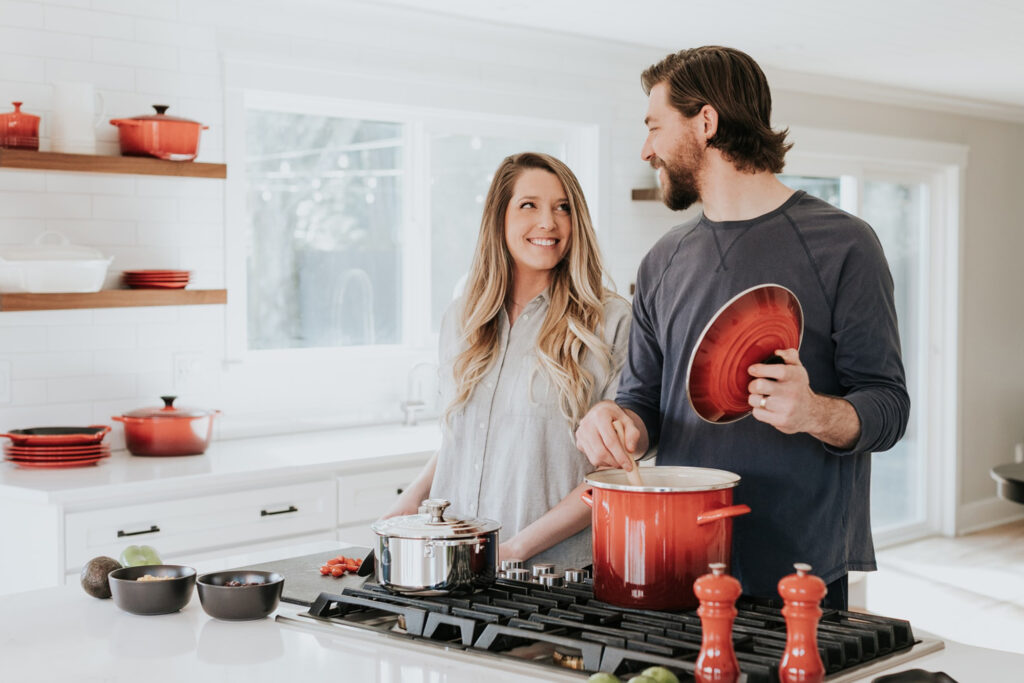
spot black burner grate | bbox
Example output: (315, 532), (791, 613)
(304, 578), (916, 682)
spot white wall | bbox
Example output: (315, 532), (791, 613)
(0, 0), (1021, 531)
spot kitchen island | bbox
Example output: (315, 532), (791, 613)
(1, 538), (1022, 683)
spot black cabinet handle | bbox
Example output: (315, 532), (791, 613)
(118, 525), (160, 537)
(396, 488), (404, 495)
(261, 505), (298, 517)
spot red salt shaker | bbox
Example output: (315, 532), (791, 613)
(693, 562), (741, 683)
(778, 562), (827, 683)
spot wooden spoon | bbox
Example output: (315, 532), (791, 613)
(612, 419), (644, 487)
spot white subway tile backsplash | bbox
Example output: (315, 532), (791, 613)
(0, 1), (44, 28)
(136, 369), (174, 398)
(9, 378), (47, 405)
(135, 176), (223, 199)
(47, 324), (136, 352)
(91, 306), (179, 325)
(178, 48), (220, 76)
(103, 245), (179, 270)
(47, 373), (136, 402)
(135, 221), (220, 247)
(136, 322), (186, 349)
(43, 219), (135, 246)
(0, 402), (94, 429)
(134, 67), (219, 100)
(91, 0), (178, 21)
(93, 37), (178, 70)
(0, 309), (94, 327)
(0, 53), (46, 83)
(177, 196), (222, 223)
(134, 18), (215, 48)
(0, 191), (91, 219)
(0, 172), (46, 192)
(93, 348), (172, 375)
(45, 173), (137, 195)
(0, 218), (46, 245)
(92, 194), (177, 221)
(0, 26), (89, 61)
(43, 5), (135, 39)
(10, 351), (92, 379)
(0, 327), (48, 353)
(44, 58), (136, 91)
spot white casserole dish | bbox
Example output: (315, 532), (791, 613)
(0, 232), (113, 293)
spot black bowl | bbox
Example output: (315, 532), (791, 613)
(108, 564), (196, 615)
(196, 570), (284, 621)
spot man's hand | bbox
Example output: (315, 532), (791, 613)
(747, 348), (860, 449)
(575, 400), (647, 470)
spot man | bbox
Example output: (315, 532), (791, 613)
(575, 46), (909, 609)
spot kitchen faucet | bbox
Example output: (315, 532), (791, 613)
(401, 361), (437, 426)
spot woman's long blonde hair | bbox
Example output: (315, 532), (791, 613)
(448, 152), (617, 427)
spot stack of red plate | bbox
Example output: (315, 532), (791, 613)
(123, 269), (190, 289)
(1, 425), (112, 469)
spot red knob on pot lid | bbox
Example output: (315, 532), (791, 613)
(694, 562), (742, 602)
(121, 395), (216, 419)
(370, 498), (501, 539)
(777, 563), (827, 603)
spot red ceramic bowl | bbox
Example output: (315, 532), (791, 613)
(686, 284), (803, 424)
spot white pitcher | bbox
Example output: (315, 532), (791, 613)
(50, 81), (105, 154)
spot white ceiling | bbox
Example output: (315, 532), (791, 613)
(376, 0), (1024, 112)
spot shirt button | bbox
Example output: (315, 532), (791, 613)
(522, 314), (529, 320)
(479, 422), (486, 429)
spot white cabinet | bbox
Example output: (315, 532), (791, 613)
(64, 480), (336, 572)
(337, 466), (422, 526)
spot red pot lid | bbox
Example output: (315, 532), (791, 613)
(585, 465), (740, 492)
(119, 105), (201, 125)
(122, 395), (214, 419)
(685, 283), (804, 424)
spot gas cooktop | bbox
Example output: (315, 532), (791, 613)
(276, 576), (943, 682)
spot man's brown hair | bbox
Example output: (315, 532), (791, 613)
(641, 46), (792, 173)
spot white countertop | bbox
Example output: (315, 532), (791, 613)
(2, 537), (1023, 683)
(0, 422), (441, 505)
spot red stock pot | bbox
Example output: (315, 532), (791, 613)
(109, 105), (208, 161)
(113, 396), (219, 456)
(581, 466), (751, 610)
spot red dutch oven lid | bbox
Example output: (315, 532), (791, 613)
(585, 465), (740, 492)
(111, 105), (205, 126)
(121, 395), (215, 420)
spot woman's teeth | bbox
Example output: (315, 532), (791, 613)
(528, 238), (556, 246)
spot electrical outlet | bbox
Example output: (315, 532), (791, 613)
(0, 360), (11, 404)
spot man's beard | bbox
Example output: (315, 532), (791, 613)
(653, 145), (703, 211)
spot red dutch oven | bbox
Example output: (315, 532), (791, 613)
(582, 466), (751, 610)
(113, 395), (219, 456)
(109, 105), (208, 161)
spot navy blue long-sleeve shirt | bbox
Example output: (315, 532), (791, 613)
(617, 190), (909, 599)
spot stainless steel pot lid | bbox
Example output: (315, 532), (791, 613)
(585, 465), (740, 492)
(371, 498), (500, 539)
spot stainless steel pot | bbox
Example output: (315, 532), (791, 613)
(369, 498), (499, 595)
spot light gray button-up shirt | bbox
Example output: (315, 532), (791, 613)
(429, 291), (631, 570)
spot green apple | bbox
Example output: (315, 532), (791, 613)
(629, 677), (657, 683)
(586, 674), (620, 683)
(119, 544), (162, 567)
(639, 668), (680, 683)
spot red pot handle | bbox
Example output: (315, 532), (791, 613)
(696, 504), (751, 525)
(580, 488), (594, 508)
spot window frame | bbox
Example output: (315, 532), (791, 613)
(784, 126), (966, 545)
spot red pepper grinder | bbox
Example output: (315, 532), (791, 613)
(693, 562), (741, 683)
(778, 562), (827, 683)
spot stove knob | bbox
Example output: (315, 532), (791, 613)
(538, 573), (563, 588)
(531, 563), (555, 577)
(505, 568), (531, 582)
(501, 559), (524, 571)
(563, 568), (584, 583)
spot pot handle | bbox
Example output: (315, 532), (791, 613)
(580, 489), (594, 508)
(109, 118), (140, 128)
(696, 504), (751, 526)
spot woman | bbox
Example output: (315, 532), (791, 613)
(384, 152), (630, 570)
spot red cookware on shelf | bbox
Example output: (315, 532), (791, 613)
(0, 102), (40, 150)
(109, 105), (208, 161)
(582, 466), (751, 610)
(113, 395), (219, 456)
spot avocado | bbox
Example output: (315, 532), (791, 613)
(81, 556), (122, 599)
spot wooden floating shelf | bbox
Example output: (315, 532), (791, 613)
(0, 289), (227, 312)
(0, 149), (226, 178)
(631, 188), (662, 201)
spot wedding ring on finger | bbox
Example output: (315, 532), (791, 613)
(759, 395), (768, 410)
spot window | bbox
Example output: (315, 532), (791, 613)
(779, 127), (964, 543)
(241, 95), (578, 353)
